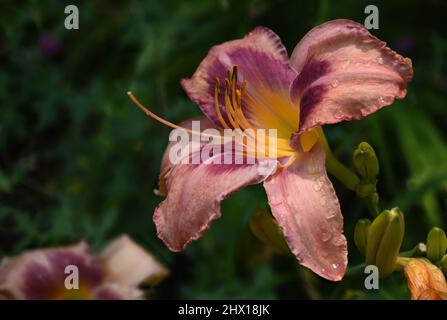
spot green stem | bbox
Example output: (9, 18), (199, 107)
(345, 263), (366, 277)
(400, 243), (426, 257)
(395, 257), (411, 271)
(365, 193), (380, 217)
(326, 154), (360, 191)
(319, 128), (379, 217)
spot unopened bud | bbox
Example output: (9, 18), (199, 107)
(366, 208), (405, 278)
(249, 209), (290, 255)
(353, 142), (379, 182)
(426, 227), (447, 263)
(439, 254), (447, 275)
(354, 219), (371, 255)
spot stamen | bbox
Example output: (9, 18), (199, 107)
(128, 91), (224, 141)
(214, 78), (230, 129)
(224, 79), (240, 129)
(128, 91), (293, 159)
(128, 91), (184, 132)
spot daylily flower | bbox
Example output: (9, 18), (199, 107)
(129, 19), (413, 281)
(0, 235), (168, 300)
(403, 258), (447, 300)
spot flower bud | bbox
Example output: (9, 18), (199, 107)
(249, 209), (290, 255)
(354, 219), (371, 255)
(366, 208), (405, 278)
(353, 142), (379, 182)
(426, 227), (447, 263)
(440, 254), (447, 275)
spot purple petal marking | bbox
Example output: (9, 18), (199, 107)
(181, 27), (297, 131)
(289, 19), (413, 132)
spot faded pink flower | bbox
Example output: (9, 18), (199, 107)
(132, 20), (413, 281)
(0, 235), (168, 300)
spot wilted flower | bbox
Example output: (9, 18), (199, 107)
(404, 258), (447, 300)
(0, 235), (168, 300)
(130, 19), (413, 281)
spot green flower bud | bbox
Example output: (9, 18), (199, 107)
(249, 209), (290, 255)
(354, 219), (371, 255)
(353, 142), (379, 182)
(439, 254), (447, 275)
(366, 208), (405, 278)
(426, 227), (447, 263)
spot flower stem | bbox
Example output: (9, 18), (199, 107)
(326, 154), (360, 191)
(395, 257), (411, 271)
(319, 127), (380, 217)
(317, 127), (360, 191)
(365, 193), (380, 217)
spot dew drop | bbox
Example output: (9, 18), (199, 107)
(322, 232), (332, 242)
(185, 220), (194, 229)
(334, 110), (344, 119)
(327, 210), (337, 219)
(312, 181), (323, 191)
(331, 80), (339, 88)
(378, 96), (385, 104)
(377, 56), (384, 64)
(332, 236), (345, 246)
(332, 263), (339, 270)
(319, 196), (327, 206)
(269, 195), (280, 205)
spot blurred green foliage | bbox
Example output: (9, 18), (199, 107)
(0, 0), (446, 299)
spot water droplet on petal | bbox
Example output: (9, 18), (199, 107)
(286, 195), (294, 206)
(313, 181), (323, 191)
(332, 237), (345, 246)
(319, 196), (327, 206)
(327, 210), (337, 219)
(331, 80), (339, 88)
(334, 110), (344, 119)
(322, 232), (332, 242)
(378, 96), (385, 104)
(377, 56), (384, 64)
(332, 263), (339, 270)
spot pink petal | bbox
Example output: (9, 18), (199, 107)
(263, 143), (347, 281)
(181, 27), (298, 136)
(93, 283), (142, 300)
(156, 116), (218, 196)
(100, 235), (169, 288)
(154, 154), (278, 251)
(289, 19), (413, 132)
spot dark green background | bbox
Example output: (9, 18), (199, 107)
(1, 0), (446, 299)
